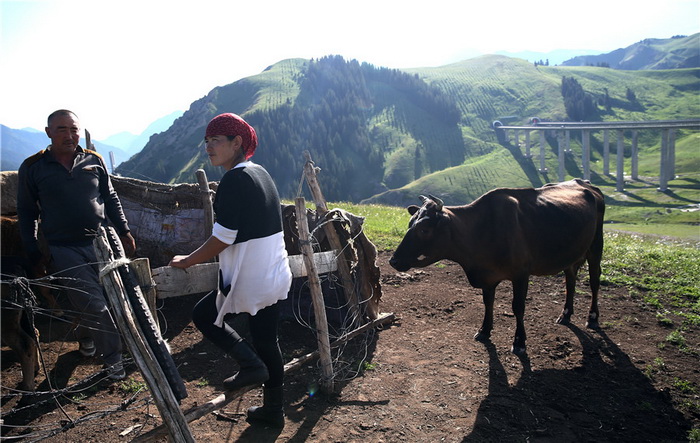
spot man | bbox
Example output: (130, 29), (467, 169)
(17, 109), (136, 380)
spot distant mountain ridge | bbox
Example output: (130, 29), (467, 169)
(561, 33), (699, 69)
(102, 110), (183, 156)
(1, 111), (183, 171)
(0, 124), (129, 172)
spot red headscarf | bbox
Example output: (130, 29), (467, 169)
(205, 113), (258, 159)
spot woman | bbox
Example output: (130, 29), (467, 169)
(169, 113), (291, 427)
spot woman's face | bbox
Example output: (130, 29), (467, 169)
(204, 135), (242, 170)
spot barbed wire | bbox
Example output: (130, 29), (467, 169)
(286, 212), (381, 386)
(2, 213), (382, 439)
(1, 265), (154, 441)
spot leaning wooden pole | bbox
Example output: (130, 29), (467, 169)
(295, 197), (334, 392)
(302, 151), (362, 326)
(94, 227), (194, 443)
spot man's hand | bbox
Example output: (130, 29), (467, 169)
(120, 232), (136, 257)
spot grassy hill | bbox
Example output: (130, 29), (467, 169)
(561, 33), (700, 70)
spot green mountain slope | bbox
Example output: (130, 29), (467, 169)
(561, 33), (700, 70)
(116, 55), (699, 207)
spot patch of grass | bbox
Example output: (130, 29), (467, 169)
(70, 393), (87, 403)
(362, 361), (378, 371)
(326, 202), (410, 251)
(195, 378), (209, 387)
(655, 312), (674, 327)
(601, 232), (700, 329)
(689, 427), (700, 443)
(672, 378), (697, 394)
(644, 357), (667, 379)
(119, 377), (147, 395)
(665, 330), (687, 349)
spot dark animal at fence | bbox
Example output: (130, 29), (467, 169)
(389, 179), (605, 355)
(1, 214), (59, 391)
(1, 257), (40, 391)
(1, 215), (60, 312)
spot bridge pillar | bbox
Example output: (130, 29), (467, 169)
(558, 131), (566, 181)
(669, 129), (676, 179)
(659, 129), (670, 191)
(603, 129), (610, 175)
(538, 130), (547, 173)
(616, 129), (625, 192)
(524, 131), (532, 158)
(631, 130), (639, 180)
(513, 129), (519, 149)
(582, 130), (591, 180)
(565, 130), (571, 152)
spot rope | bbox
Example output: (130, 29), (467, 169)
(97, 257), (131, 280)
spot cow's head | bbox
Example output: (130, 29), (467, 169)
(389, 195), (449, 272)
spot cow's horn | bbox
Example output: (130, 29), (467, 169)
(428, 194), (444, 211)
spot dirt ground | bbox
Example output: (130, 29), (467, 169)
(2, 251), (699, 442)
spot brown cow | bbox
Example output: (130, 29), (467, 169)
(389, 179), (605, 355)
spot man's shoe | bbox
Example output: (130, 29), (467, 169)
(79, 338), (96, 357)
(103, 361), (126, 381)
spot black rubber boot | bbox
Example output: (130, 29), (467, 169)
(222, 340), (269, 391)
(246, 386), (284, 427)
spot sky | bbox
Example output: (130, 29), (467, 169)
(1, 0), (698, 138)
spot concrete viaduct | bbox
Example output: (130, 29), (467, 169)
(493, 119), (700, 192)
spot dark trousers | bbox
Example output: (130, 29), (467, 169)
(191, 291), (284, 388)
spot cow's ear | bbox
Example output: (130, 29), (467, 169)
(407, 205), (420, 215)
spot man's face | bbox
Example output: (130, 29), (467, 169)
(45, 114), (80, 153)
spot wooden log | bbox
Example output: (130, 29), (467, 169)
(94, 227), (194, 443)
(151, 251), (338, 298)
(295, 197), (334, 392)
(302, 151), (362, 326)
(196, 169), (215, 262)
(133, 312), (396, 443)
(129, 258), (159, 331)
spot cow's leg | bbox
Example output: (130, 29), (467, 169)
(511, 277), (529, 355)
(1, 310), (39, 391)
(586, 251), (602, 330)
(556, 265), (579, 325)
(474, 286), (496, 342)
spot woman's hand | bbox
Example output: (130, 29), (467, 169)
(169, 255), (191, 269)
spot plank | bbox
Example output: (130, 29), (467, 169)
(151, 251), (338, 298)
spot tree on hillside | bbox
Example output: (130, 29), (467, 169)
(561, 76), (598, 121)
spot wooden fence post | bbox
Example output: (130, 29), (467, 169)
(295, 197), (334, 392)
(302, 151), (362, 326)
(196, 169), (215, 262)
(94, 227), (194, 443)
(129, 258), (159, 332)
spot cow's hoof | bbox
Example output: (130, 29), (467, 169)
(511, 345), (527, 356)
(586, 312), (600, 330)
(556, 315), (570, 325)
(474, 331), (490, 342)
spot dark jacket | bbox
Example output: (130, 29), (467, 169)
(17, 146), (130, 255)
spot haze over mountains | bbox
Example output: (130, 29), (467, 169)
(2, 33), (698, 204)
